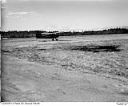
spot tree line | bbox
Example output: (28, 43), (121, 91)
(0, 28), (128, 38)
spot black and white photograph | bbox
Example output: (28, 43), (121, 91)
(0, 0), (128, 102)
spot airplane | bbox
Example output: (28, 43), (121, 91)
(36, 32), (60, 41)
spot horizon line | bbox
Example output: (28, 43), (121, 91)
(1, 26), (128, 32)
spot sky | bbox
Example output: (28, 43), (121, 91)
(0, 0), (1, 28)
(1, 0), (128, 31)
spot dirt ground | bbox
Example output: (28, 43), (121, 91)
(1, 34), (128, 102)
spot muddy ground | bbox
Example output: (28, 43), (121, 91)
(1, 34), (128, 102)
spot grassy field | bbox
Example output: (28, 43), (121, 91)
(1, 34), (128, 102)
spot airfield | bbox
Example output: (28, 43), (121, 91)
(1, 34), (128, 102)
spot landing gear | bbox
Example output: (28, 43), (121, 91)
(52, 38), (54, 41)
(55, 38), (58, 41)
(52, 38), (58, 41)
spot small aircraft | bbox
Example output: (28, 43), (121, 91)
(36, 32), (60, 41)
